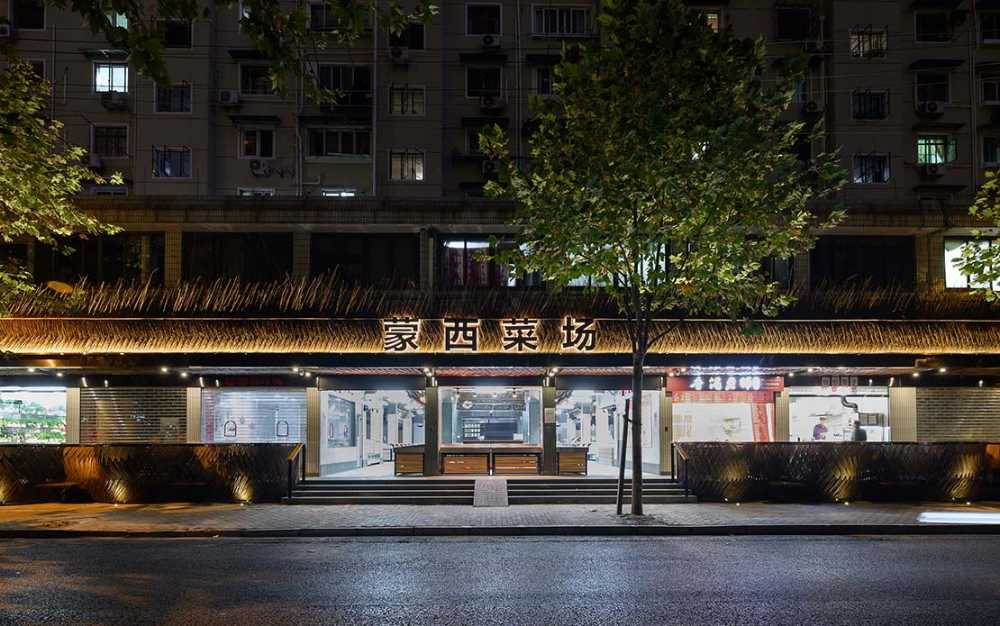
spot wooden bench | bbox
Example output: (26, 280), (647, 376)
(442, 453), (490, 474)
(557, 449), (588, 475)
(493, 453), (540, 475)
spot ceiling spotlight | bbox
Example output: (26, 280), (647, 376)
(304, 372), (312, 378)
(680, 367), (688, 373)
(56, 372), (64, 378)
(806, 367), (815, 373)
(180, 372), (189, 379)
(979, 379), (985, 387)
(912, 371), (920, 378)
(27, 367), (36, 373)
(160, 366), (169, 373)
(422, 367), (433, 376)
(292, 366), (300, 373)
(787, 372), (795, 378)
(938, 367), (947, 373)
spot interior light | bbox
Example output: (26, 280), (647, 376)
(938, 367), (947, 373)
(304, 372), (312, 378)
(103, 379), (109, 387)
(912, 371), (920, 378)
(26, 367), (36, 373)
(160, 366), (169, 373)
(979, 380), (985, 387)
(787, 372), (795, 377)
(81, 377), (88, 387)
(56, 372), (64, 378)
(292, 366), (300, 373)
(198, 376), (205, 388)
(806, 367), (815, 373)
(180, 372), (189, 379)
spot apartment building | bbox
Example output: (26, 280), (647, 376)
(1, 1), (1000, 476)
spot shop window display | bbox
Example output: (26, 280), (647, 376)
(320, 390), (425, 476)
(440, 387), (541, 445)
(788, 387), (890, 442)
(672, 390), (775, 442)
(555, 389), (660, 475)
(0, 388), (67, 444)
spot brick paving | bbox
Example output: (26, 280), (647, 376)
(0, 500), (998, 533)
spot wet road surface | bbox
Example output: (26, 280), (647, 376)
(1, 535), (998, 625)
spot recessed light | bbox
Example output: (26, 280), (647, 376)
(27, 367), (36, 373)
(180, 372), (189, 379)
(912, 371), (920, 378)
(160, 366), (169, 373)
(938, 367), (947, 373)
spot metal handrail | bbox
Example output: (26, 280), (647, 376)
(286, 443), (305, 501)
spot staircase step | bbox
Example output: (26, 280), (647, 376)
(287, 495), (474, 505)
(508, 495), (697, 504)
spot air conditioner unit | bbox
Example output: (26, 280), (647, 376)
(481, 34), (501, 49)
(88, 153), (103, 169)
(480, 95), (506, 111)
(921, 162), (946, 177)
(916, 100), (945, 114)
(99, 90), (129, 111)
(389, 46), (410, 64)
(218, 89), (240, 106)
(803, 99), (824, 114)
(481, 159), (501, 176)
(0, 24), (12, 38)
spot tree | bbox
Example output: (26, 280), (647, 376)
(957, 169), (1000, 299)
(35, 0), (436, 97)
(481, 0), (845, 514)
(0, 58), (120, 310)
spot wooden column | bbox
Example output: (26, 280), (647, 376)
(306, 386), (321, 477)
(185, 387), (202, 443)
(542, 384), (557, 475)
(423, 383), (440, 475)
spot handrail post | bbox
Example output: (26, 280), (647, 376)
(287, 457), (293, 500)
(683, 457), (689, 498)
(301, 445), (306, 481)
(670, 442), (676, 481)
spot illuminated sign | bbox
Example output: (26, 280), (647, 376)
(668, 375), (784, 393)
(378, 317), (599, 353)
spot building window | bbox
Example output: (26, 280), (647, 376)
(240, 64), (274, 96)
(983, 12), (1000, 42)
(106, 9), (127, 29)
(851, 90), (888, 119)
(155, 82), (192, 112)
(915, 72), (949, 103)
(159, 19), (192, 48)
(984, 77), (1000, 104)
(308, 1), (338, 30)
(774, 6), (811, 41)
(811, 236), (916, 289)
(852, 154), (890, 184)
(388, 85), (425, 115)
(389, 150), (424, 182)
(152, 146), (192, 178)
(915, 11), (950, 43)
(944, 239), (996, 289)
(534, 66), (554, 95)
(92, 125), (127, 158)
(389, 21), (425, 49)
(307, 128), (371, 158)
(94, 63), (128, 93)
(532, 6), (590, 36)
(237, 188), (275, 197)
(467, 4), (501, 35)
(694, 9), (721, 33)
(440, 238), (502, 287)
(311, 234), (420, 285)
(90, 185), (128, 195)
(984, 137), (1000, 166)
(317, 64), (372, 105)
(11, 0), (45, 30)
(917, 135), (957, 164)
(849, 27), (887, 58)
(467, 66), (502, 98)
(182, 233), (292, 281)
(241, 128), (274, 159)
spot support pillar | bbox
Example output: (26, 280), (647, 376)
(542, 384), (557, 475)
(164, 231), (182, 286)
(185, 387), (202, 443)
(306, 386), (321, 476)
(775, 389), (790, 442)
(423, 384), (440, 475)
(65, 387), (80, 444)
(659, 390), (672, 475)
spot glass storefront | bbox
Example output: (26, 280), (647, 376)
(789, 386), (890, 442)
(201, 388), (306, 443)
(555, 389), (660, 475)
(319, 389), (426, 476)
(672, 390), (776, 442)
(440, 386), (541, 445)
(0, 387), (67, 444)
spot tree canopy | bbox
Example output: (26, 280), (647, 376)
(480, 0), (845, 513)
(957, 169), (1000, 300)
(0, 58), (120, 309)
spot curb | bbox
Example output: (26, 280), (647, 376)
(2, 524), (1000, 538)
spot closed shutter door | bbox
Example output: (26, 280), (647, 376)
(80, 387), (187, 444)
(201, 388), (306, 443)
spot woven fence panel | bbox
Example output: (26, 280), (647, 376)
(675, 442), (992, 502)
(0, 444), (295, 504)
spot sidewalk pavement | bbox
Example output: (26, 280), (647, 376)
(2, 501), (1000, 537)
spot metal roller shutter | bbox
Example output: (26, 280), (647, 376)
(201, 388), (306, 443)
(80, 387), (187, 444)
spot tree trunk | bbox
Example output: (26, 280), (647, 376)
(630, 354), (644, 515)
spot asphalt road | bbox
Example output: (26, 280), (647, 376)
(1, 536), (999, 625)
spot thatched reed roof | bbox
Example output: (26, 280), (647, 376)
(1, 318), (998, 355)
(3, 275), (1000, 320)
